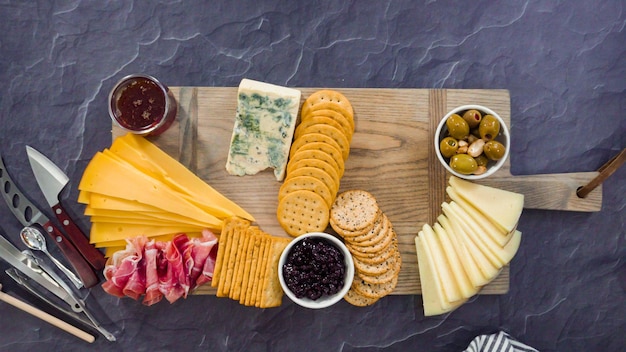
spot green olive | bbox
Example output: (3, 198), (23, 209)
(474, 154), (489, 167)
(483, 140), (506, 160)
(478, 114), (500, 141)
(449, 154), (478, 174)
(462, 109), (482, 128)
(439, 137), (459, 158)
(446, 114), (470, 140)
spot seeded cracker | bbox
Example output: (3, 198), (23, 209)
(330, 190), (379, 232)
(344, 286), (380, 307)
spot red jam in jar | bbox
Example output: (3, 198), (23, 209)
(109, 74), (177, 136)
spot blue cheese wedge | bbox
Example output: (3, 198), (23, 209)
(226, 79), (301, 181)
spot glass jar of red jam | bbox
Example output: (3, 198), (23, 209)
(108, 74), (177, 136)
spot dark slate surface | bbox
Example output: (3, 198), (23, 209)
(0, 1), (624, 351)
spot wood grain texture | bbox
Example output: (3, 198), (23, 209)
(112, 87), (600, 295)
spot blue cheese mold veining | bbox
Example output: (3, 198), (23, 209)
(225, 79), (302, 181)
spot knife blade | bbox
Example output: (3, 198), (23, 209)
(0, 153), (99, 288)
(26, 146), (106, 271)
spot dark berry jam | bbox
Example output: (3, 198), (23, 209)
(282, 237), (345, 300)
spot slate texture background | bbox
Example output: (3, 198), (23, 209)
(0, 1), (624, 351)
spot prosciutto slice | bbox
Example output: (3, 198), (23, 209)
(102, 231), (219, 305)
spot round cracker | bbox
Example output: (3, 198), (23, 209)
(301, 90), (354, 123)
(356, 250), (401, 285)
(288, 148), (343, 179)
(277, 190), (330, 237)
(344, 287), (379, 307)
(349, 215), (391, 250)
(351, 236), (398, 265)
(330, 190), (379, 232)
(297, 124), (350, 161)
(345, 213), (384, 242)
(295, 116), (345, 140)
(351, 274), (398, 299)
(349, 223), (395, 255)
(305, 109), (354, 140)
(278, 175), (333, 209)
(290, 142), (345, 178)
(289, 132), (343, 160)
(285, 166), (338, 198)
(286, 159), (340, 195)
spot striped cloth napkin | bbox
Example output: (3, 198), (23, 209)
(464, 331), (539, 352)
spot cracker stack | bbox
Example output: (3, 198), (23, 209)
(277, 90), (355, 237)
(211, 217), (290, 308)
(329, 190), (401, 306)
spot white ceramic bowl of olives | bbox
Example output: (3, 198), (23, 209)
(435, 105), (510, 180)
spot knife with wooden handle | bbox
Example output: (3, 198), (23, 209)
(0, 153), (99, 288)
(26, 146), (106, 271)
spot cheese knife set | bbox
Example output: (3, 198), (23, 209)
(0, 147), (116, 342)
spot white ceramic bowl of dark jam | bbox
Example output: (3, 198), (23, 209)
(278, 232), (354, 309)
(109, 74), (177, 136)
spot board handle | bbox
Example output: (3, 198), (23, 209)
(577, 148), (626, 198)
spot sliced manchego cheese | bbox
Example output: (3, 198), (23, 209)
(437, 214), (488, 288)
(450, 201), (519, 266)
(446, 186), (514, 247)
(415, 235), (466, 316)
(442, 203), (501, 282)
(449, 176), (523, 233)
(432, 222), (478, 299)
(110, 133), (254, 221)
(446, 202), (505, 267)
(79, 152), (222, 228)
(421, 223), (463, 303)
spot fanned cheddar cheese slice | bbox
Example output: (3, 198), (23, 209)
(111, 134), (254, 221)
(79, 152), (222, 227)
(89, 222), (204, 244)
(415, 235), (466, 316)
(449, 176), (523, 233)
(84, 206), (216, 229)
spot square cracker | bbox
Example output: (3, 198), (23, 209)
(220, 222), (249, 297)
(231, 226), (256, 300)
(254, 234), (273, 307)
(244, 235), (263, 306)
(211, 219), (232, 288)
(238, 229), (258, 304)
(260, 237), (290, 308)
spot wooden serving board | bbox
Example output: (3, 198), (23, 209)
(112, 87), (602, 295)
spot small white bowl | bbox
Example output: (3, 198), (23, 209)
(435, 104), (510, 180)
(278, 232), (354, 309)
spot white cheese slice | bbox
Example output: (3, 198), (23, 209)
(449, 176), (524, 233)
(421, 223), (463, 303)
(225, 79), (301, 181)
(415, 235), (466, 316)
(442, 202), (501, 282)
(446, 186), (514, 247)
(450, 201), (521, 266)
(432, 222), (479, 299)
(446, 202), (504, 267)
(438, 214), (488, 288)
(502, 230), (522, 265)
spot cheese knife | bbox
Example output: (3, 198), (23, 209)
(0, 153), (99, 288)
(26, 146), (106, 271)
